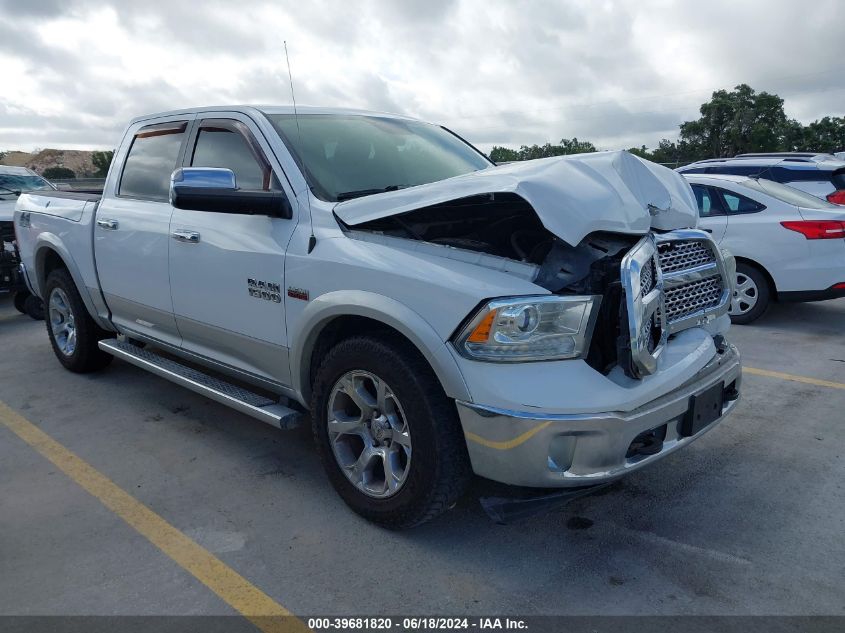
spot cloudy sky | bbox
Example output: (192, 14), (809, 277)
(1, 0), (843, 154)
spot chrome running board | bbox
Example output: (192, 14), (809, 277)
(99, 339), (303, 430)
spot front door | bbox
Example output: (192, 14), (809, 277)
(168, 114), (298, 385)
(95, 117), (192, 347)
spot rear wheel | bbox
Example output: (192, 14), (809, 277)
(729, 263), (770, 325)
(45, 269), (113, 372)
(311, 334), (471, 529)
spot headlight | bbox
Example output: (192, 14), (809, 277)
(454, 295), (602, 362)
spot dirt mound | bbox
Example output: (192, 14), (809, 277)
(0, 149), (98, 178)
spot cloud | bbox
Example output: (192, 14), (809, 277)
(0, 0), (843, 153)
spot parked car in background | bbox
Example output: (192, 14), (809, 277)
(678, 153), (845, 205)
(0, 166), (51, 318)
(12, 106), (741, 527)
(684, 173), (845, 323)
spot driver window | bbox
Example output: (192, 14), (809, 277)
(190, 121), (280, 191)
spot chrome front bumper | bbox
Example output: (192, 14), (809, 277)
(456, 343), (742, 488)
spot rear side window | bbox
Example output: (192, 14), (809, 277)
(690, 184), (724, 217)
(119, 122), (187, 200)
(716, 188), (766, 214)
(190, 119), (279, 191)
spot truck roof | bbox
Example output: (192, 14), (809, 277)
(129, 105), (420, 126)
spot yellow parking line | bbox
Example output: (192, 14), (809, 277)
(744, 366), (845, 390)
(0, 400), (308, 633)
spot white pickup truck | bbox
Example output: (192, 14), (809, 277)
(14, 106), (741, 528)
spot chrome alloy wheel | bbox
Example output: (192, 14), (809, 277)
(730, 272), (759, 316)
(327, 370), (412, 499)
(49, 287), (77, 356)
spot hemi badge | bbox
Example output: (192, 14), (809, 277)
(287, 287), (309, 301)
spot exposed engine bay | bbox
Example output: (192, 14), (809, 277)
(346, 192), (554, 264)
(347, 192), (642, 375)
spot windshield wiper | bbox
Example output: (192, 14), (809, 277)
(335, 185), (406, 202)
(0, 185), (21, 196)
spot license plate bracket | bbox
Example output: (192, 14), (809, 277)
(681, 381), (724, 437)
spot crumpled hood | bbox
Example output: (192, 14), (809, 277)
(335, 150), (698, 246)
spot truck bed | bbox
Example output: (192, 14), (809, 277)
(14, 191), (103, 315)
(24, 190), (102, 203)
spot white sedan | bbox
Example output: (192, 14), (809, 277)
(684, 174), (845, 324)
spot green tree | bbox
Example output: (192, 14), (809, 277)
(800, 116), (845, 153)
(490, 84), (844, 166)
(677, 84), (802, 158)
(92, 150), (114, 177)
(42, 167), (76, 180)
(559, 137), (596, 154)
(489, 146), (520, 163)
(490, 137), (596, 163)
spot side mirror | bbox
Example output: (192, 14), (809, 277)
(54, 183), (73, 191)
(169, 167), (292, 218)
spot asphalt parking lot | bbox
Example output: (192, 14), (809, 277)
(1, 294), (843, 621)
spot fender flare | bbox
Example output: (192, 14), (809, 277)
(33, 234), (111, 330)
(733, 255), (778, 297)
(289, 290), (471, 404)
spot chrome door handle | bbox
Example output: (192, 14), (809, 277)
(97, 218), (119, 230)
(172, 229), (201, 244)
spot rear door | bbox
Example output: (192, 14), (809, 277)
(690, 184), (728, 242)
(95, 116), (193, 347)
(168, 113), (299, 385)
(713, 184), (807, 291)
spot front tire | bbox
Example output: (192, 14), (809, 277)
(13, 290), (29, 314)
(311, 334), (471, 529)
(24, 294), (45, 320)
(729, 263), (770, 325)
(44, 269), (113, 372)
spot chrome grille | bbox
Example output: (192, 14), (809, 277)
(657, 240), (716, 273)
(640, 258), (655, 294)
(656, 237), (728, 329)
(622, 231), (730, 379)
(664, 276), (723, 322)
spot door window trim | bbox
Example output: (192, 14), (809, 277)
(116, 120), (190, 202)
(186, 118), (278, 191)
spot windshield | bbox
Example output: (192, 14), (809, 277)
(265, 114), (491, 202)
(741, 177), (840, 209)
(0, 173), (54, 198)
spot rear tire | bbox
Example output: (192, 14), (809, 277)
(44, 269), (114, 372)
(311, 334), (471, 529)
(729, 263), (770, 325)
